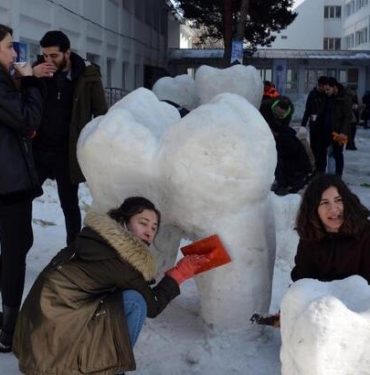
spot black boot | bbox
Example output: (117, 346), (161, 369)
(0, 305), (19, 353)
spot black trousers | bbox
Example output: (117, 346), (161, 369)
(33, 149), (81, 245)
(0, 198), (33, 308)
(310, 126), (344, 175)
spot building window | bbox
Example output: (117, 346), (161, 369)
(258, 68), (272, 83)
(324, 6), (342, 19)
(122, 62), (128, 89)
(285, 68), (298, 91)
(323, 37), (341, 50)
(355, 28), (368, 45)
(339, 68), (359, 86)
(304, 69), (326, 92)
(281, 36), (288, 40)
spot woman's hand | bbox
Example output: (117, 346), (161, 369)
(165, 255), (209, 284)
(13, 62), (33, 77)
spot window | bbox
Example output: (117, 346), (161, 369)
(324, 6), (342, 19)
(323, 37), (341, 50)
(356, 28), (368, 45)
(285, 68), (298, 91)
(122, 62), (128, 89)
(339, 68), (359, 86)
(304, 69), (326, 92)
(258, 68), (272, 82)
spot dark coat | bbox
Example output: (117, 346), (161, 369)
(274, 126), (312, 188)
(0, 70), (44, 202)
(291, 225), (370, 283)
(33, 52), (108, 184)
(326, 85), (352, 137)
(301, 87), (326, 132)
(13, 211), (180, 374)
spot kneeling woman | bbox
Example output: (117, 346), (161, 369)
(13, 197), (206, 374)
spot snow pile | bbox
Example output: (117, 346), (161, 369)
(152, 74), (198, 110)
(195, 64), (263, 108)
(78, 86), (277, 332)
(280, 276), (370, 375)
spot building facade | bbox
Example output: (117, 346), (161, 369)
(0, 0), (183, 102)
(270, 0), (370, 51)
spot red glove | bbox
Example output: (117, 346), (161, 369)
(165, 255), (209, 285)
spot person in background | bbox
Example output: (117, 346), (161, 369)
(260, 96), (312, 196)
(291, 174), (370, 283)
(0, 24), (44, 352)
(13, 197), (208, 374)
(262, 80), (280, 101)
(345, 86), (360, 150)
(362, 90), (370, 129)
(300, 76), (328, 172)
(32, 30), (108, 245)
(321, 77), (352, 177)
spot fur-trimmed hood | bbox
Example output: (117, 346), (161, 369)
(84, 210), (156, 281)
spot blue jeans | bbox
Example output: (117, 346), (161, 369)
(122, 290), (147, 347)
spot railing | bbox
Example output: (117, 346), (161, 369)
(105, 87), (130, 107)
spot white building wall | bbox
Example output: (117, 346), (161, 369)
(269, 0), (324, 49)
(268, 0), (370, 51)
(0, 0), (180, 92)
(342, 0), (370, 50)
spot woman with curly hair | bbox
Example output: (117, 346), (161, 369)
(291, 174), (370, 283)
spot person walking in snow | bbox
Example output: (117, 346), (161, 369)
(32, 30), (108, 246)
(291, 174), (370, 283)
(13, 196), (207, 374)
(0, 24), (44, 352)
(320, 77), (352, 177)
(300, 76), (328, 172)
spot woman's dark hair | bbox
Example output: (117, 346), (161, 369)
(296, 174), (370, 241)
(108, 196), (161, 229)
(0, 24), (13, 42)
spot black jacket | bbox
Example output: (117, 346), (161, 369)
(301, 87), (326, 131)
(0, 70), (44, 203)
(291, 225), (370, 283)
(274, 126), (312, 186)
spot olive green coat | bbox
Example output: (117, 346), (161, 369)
(69, 59), (108, 183)
(13, 211), (180, 374)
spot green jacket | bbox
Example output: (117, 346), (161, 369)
(13, 211), (180, 374)
(69, 58), (108, 183)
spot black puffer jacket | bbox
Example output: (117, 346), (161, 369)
(291, 224), (370, 283)
(0, 70), (44, 202)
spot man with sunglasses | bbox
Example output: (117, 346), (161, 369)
(260, 96), (312, 196)
(32, 31), (108, 245)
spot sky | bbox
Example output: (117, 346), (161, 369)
(2, 69), (370, 374)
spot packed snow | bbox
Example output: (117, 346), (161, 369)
(2, 67), (370, 374)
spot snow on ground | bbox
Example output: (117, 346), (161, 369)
(2, 124), (370, 374)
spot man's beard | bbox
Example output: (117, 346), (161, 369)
(56, 56), (68, 72)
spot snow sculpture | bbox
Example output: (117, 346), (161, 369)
(78, 86), (277, 333)
(280, 276), (370, 375)
(195, 64), (264, 109)
(152, 74), (198, 110)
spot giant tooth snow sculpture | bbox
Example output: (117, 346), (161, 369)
(152, 74), (198, 110)
(78, 86), (277, 333)
(152, 64), (264, 113)
(195, 64), (264, 109)
(280, 276), (370, 375)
